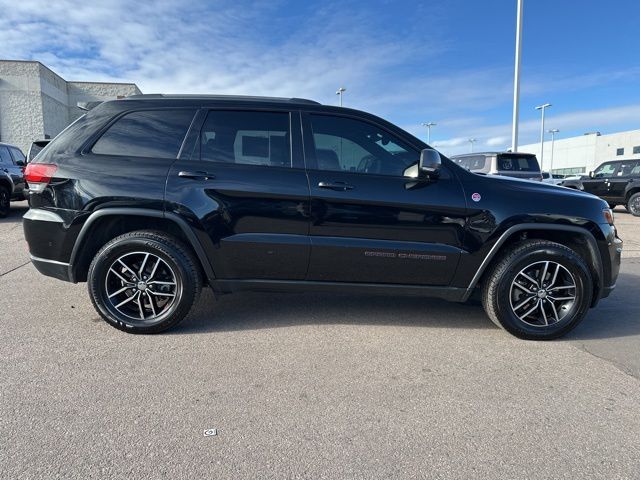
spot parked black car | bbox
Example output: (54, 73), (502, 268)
(23, 95), (622, 339)
(27, 139), (51, 163)
(561, 159), (640, 216)
(0, 142), (27, 217)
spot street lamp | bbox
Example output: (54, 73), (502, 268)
(511, 0), (524, 152)
(422, 122), (437, 144)
(336, 87), (346, 107)
(468, 138), (477, 153)
(548, 128), (559, 174)
(535, 103), (552, 169)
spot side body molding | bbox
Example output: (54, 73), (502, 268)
(68, 208), (215, 284)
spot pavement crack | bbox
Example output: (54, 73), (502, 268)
(574, 343), (640, 382)
(0, 261), (30, 277)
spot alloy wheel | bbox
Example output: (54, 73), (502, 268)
(104, 251), (179, 323)
(509, 260), (577, 327)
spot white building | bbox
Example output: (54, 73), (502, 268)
(519, 129), (640, 175)
(0, 60), (141, 154)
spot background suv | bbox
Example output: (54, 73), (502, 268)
(0, 142), (27, 217)
(561, 159), (640, 216)
(450, 151), (543, 181)
(23, 95), (621, 339)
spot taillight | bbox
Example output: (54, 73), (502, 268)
(24, 163), (57, 193)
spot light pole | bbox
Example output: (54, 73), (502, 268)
(548, 128), (559, 174)
(511, 0), (524, 152)
(422, 122), (437, 144)
(336, 87), (346, 107)
(468, 138), (477, 153)
(535, 103), (552, 170)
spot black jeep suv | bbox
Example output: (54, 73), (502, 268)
(561, 159), (640, 216)
(23, 95), (622, 339)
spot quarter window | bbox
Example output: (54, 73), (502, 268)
(308, 114), (418, 176)
(92, 109), (196, 158)
(200, 111), (291, 167)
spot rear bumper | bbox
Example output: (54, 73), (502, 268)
(30, 254), (72, 282)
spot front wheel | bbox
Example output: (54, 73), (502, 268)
(88, 230), (202, 333)
(627, 192), (640, 217)
(482, 240), (592, 340)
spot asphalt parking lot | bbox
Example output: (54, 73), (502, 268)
(2, 201), (640, 479)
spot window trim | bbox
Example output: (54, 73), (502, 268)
(82, 107), (198, 159)
(300, 110), (423, 179)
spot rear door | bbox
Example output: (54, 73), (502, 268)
(165, 108), (311, 281)
(302, 112), (466, 286)
(582, 162), (618, 199)
(608, 160), (640, 202)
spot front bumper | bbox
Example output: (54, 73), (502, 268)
(597, 223), (622, 301)
(30, 254), (72, 282)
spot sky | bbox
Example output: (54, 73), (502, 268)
(1, 0), (639, 156)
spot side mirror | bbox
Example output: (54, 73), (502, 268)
(589, 171), (595, 178)
(419, 148), (442, 178)
(16, 160), (25, 167)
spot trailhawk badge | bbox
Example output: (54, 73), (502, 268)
(471, 192), (482, 202)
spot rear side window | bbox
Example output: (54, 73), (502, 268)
(453, 155), (486, 170)
(92, 109), (196, 158)
(0, 146), (12, 165)
(497, 154), (539, 172)
(9, 147), (26, 163)
(200, 110), (291, 167)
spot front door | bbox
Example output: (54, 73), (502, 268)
(582, 161), (618, 199)
(165, 109), (311, 281)
(302, 112), (467, 286)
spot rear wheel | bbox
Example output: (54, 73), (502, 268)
(88, 230), (202, 333)
(627, 192), (640, 217)
(0, 186), (9, 218)
(482, 240), (592, 340)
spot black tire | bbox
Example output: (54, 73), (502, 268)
(482, 240), (592, 340)
(627, 192), (640, 217)
(0, 185), (9, 218)
(88, 230), (202, 334)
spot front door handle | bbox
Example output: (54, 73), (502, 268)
(318, 181), (354, 191)
(178, 170), (216, 180)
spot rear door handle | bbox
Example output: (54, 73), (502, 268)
(178, 170), (216, 180)
(318, 181), (354, 191)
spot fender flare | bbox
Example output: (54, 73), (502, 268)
(68, 208), (216, 283)
(464, 223), (603, 301)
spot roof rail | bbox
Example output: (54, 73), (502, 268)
(123, 94), (321, 105)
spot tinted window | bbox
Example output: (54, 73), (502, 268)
(618, 161), (640, 176)
(594, 162), (617, 177)
(9, 147), (25, 163)
(201, 111), (291, 167)
(497, 154), (540, 172)
(92, 109), (196, 158)
(0, 146), (12, 165)
(309, 114), (418, 176)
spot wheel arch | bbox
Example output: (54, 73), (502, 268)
(69, 208), (215, 284)
(466, 224), (603, 306)
(624, 186), (640, 202)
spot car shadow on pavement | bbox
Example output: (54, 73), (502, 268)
(0, 201), (28, 225)
(172, 290), (494, 335)
(566, 270), (640, 341)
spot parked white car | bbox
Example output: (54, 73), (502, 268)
(541, 172), (565, 185)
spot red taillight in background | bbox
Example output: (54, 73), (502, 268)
(24, 163), (57, 193)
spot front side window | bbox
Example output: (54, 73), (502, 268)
(200, 111), (291, 167)
(309, 114), (418, 176)
(92, 109), (196, 158)
(594, 162), (617, 177)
